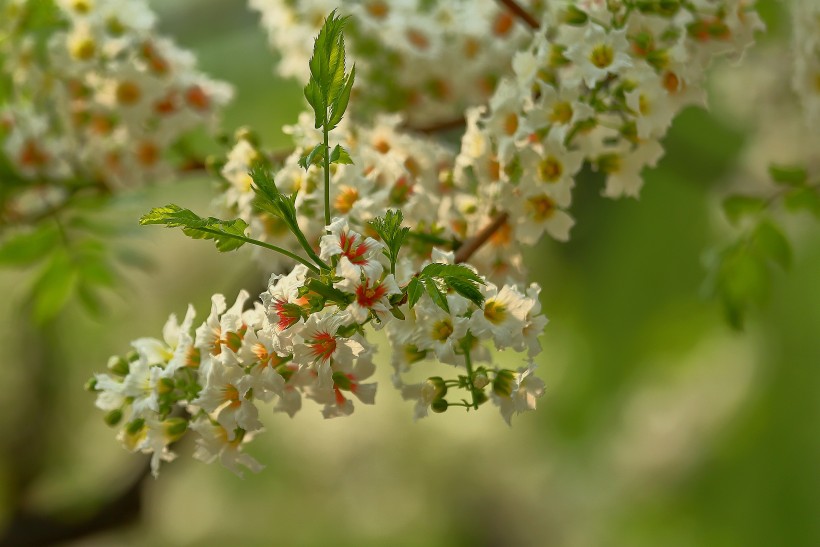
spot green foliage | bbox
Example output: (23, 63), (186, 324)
(304, 10), (356, 131)
(722, 195), (766, 226)
(140, 204), (249, 252)
(407, 263), (486, 313)
(0, 224), (60, 266)
(369, 210), (409, 274)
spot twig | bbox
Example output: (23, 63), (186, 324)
(454, 212), (509, 264)
(496, 0), (541, 29)
(406, 116), (466, 134)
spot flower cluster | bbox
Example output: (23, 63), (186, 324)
(0, 0), (232, 220)
(89, 218), (546, 476)
(452, 0), (763, 246)
(249, 0), (541, 126)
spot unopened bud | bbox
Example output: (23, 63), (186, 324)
(85, 377), (99, 392)
(125, 418), (145, 436)
(473, 389), (489, 406)
(563, 5), (588, 25)
(473, 371), (490, 390)
(104, 409), (123, 427)
(125, 350), (139, 363)
(493, 369), (516, 398)
(234, 126), (259, 146)
(107, 356), (129, 376)
(164, 417), (188, 441)
(425, 376), (448, 400)
(431, 398), (448, 413)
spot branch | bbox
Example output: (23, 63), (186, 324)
(406, 116), (466, 134)
(454, 212), (509, 264)
(496, 0), (540, 29)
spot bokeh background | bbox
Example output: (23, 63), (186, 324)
(1, 0), (818, 545)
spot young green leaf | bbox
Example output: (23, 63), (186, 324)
(722, 195), (766, 226)
(445, 276), (486, 308)
(768, 164), (808, 187)
(140, 204), (249, 252)
(406, 277), (424, 309)
(0, 224), (60, 267)
(425, 279), (450, 313)
(298, 143), (327, 170)
(329, 144), (353, 165)
(783, 186), (820, 218)
(753, 220), (792, 271)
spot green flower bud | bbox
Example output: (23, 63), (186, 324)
(107, 356), (130, 376)
(234, 126), (259, 146)
(104, 409), (123, 427)
(125, 418), (145, 436)
(164, 417), (188, 441)
(473, 371), (490, 390)
(425, 376), (448, 400)
(85, 377), (99, 392)
(493, 369), (516, 398)
(473, 389), (489, 407)
(125, 350), (139, 363)
(430, 398), (448, 413)
(563, 5), (588, 25)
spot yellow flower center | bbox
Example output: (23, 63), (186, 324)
(538, 156), (563, 183)
(590, 44), (614, 69)
(483, 300), (508, 325)
(431, 320), (454, 342)
(526, 195), (556, 221)
(550, 101), (573, 125)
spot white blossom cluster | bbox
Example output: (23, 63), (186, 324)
(793, 0), (820, 129)
(453, 0), (763, 246)
(249, 0), (542, 126)
(0, 0), (232, 219)
(90, 222), (546, 476)
(217, 113), (522, 281)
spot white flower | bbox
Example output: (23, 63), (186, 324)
(190, 416), (264, 477)
(335, 257), (400, 327)
(291, 309), (364, 368)
(192, 360), (261, 440)
(492, 364), (546, 425)
(469, 283), (533, 351)
(565, 24), (632, 88)
(319, 217), (384, 280)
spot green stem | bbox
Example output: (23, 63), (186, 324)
(461, 336), (478, 410)
(196, 227), (321, 274)
(323, 127), (331, 230)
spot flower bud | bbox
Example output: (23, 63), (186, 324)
(430, 398), (448, 413)
(164, 417), (188, 441)
(125, 418), (145, 436)
(125, 350), (139, 363)
(493, 369), (516, 398)
(104, 409), (123, 427)
(85, 377), (99, 392)
(472, 389), (489, 407)
(107, 356), (130, 376)
(563, 5), (588, 25)
(425, 376), (448, 400)
(234, 126), (259, 146)
(473, 371), (490, 389)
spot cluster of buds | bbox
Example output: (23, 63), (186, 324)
(249, 0), (543, 126)
(0, 0), (232, 221)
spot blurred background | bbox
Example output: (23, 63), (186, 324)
(1, 0), (818, 545)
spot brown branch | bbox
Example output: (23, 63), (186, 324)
(496, 0), (540, 29)
(454, 212), (509, 264)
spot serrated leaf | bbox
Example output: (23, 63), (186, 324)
(140, 204), (248, 252)
(768, 164), (808, 187)
(328, 65), (355, 130)
(298, 143), (327, 170)
(407, 277), (424, 309)
(722, 195), (766, 226)
(329, 144), (353, 165)
(753, 220), (792, 270)
(445, 277), (485, 308)
(425, 279), (449, 313)
(421, 263), (485, 285)
(0, 224), (60, 267)
(783, 187), (820, 218)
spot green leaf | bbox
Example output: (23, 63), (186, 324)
(329, 144), (353, 165)
(140, 204), (249, 252)
(421, 263), (485, 285)
(298, 143), (327, 170)
(31, 249), (79, 323)
(753, 220), (792, 270)
(425, 279), (449, 313)
(783, 187), (820, 218)
(768, 164), (808, 187)
(407, 277), (424, 309)
(305, 278), (351, 306)
(328, 65), (355, 130)
(0, 224), (60, 267)
(445, 277), (486, 308)
(722, 195), (766, 226)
